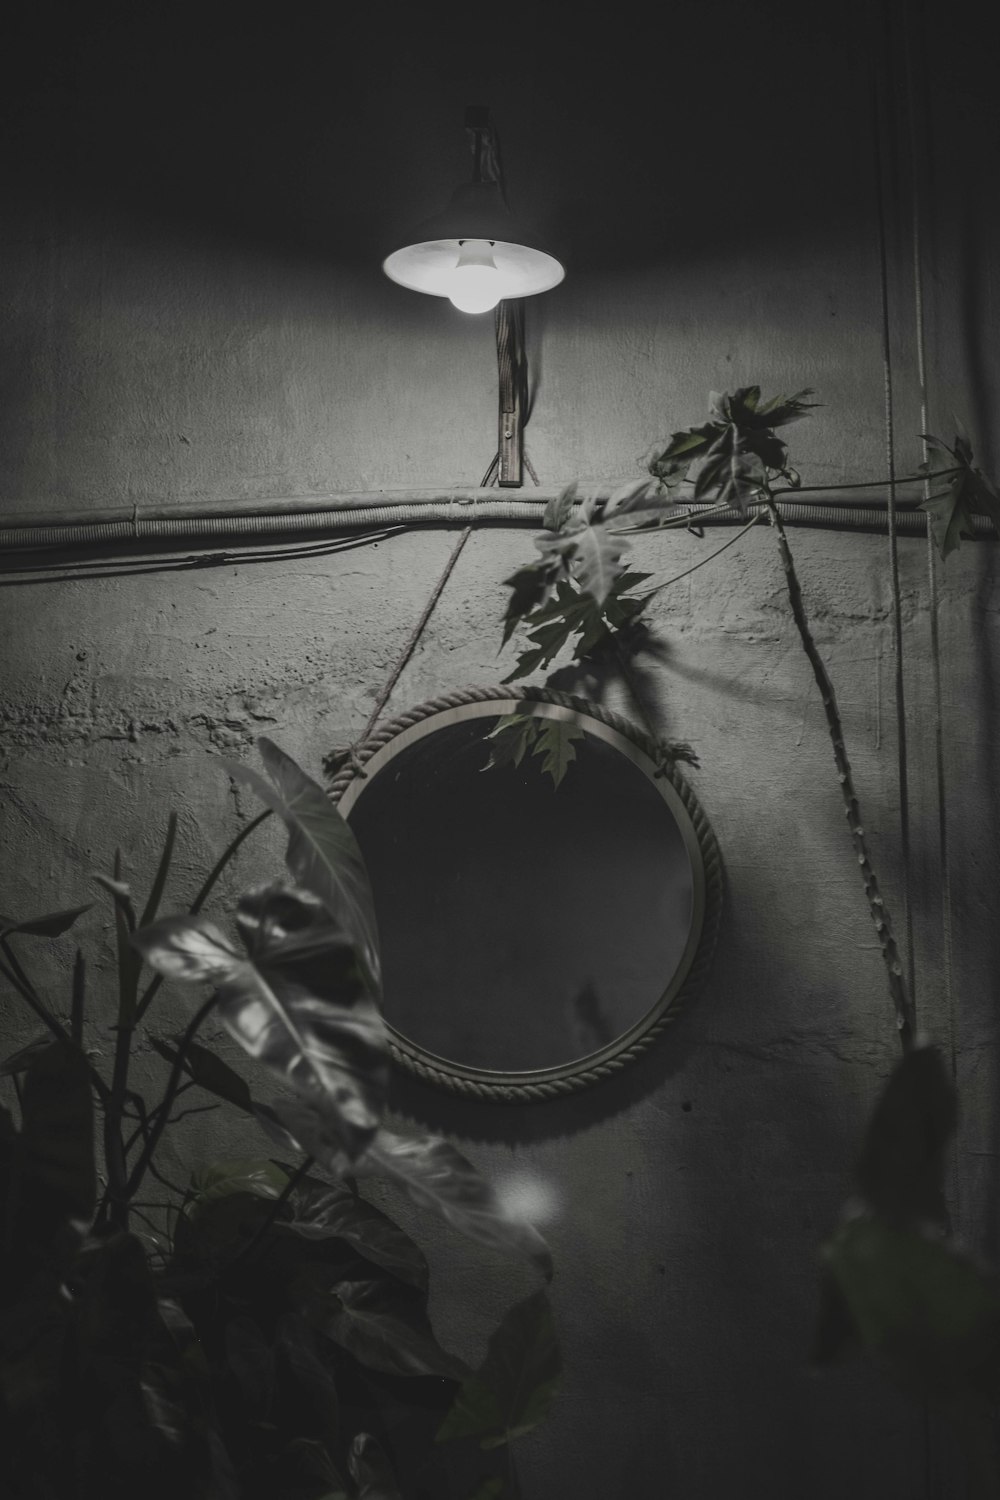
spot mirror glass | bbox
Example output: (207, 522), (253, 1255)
(339, 703), (706, 1080)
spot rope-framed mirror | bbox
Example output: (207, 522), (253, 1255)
(327, 686), (723, 1101)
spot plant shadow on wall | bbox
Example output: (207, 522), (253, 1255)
(492, 387), (1000, 1487)
(0, 742), (560, 1500)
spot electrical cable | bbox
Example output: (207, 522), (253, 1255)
(872, 7), (917, 1015)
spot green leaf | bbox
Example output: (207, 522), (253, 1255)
(360, 1130), (553, 1278)
(499, 562), (560, 646)
(149, 1036), (257, 1115)
(437, 1290), (561, 1449)
(0, 904), (92, 940)
(536, 513), (626, 606)
(188, 1158), (290, 1203)
(920, 430), (1000, 558)
(542, 483), (577, 532)
(348, 1433), (402, 1500)
(140, 812), (179, 929)
(532, 720), (584, 788)
(284, 1176), (429, 1291)
(822, 1214), (1000, 1398)
(224, 1314), (275, 1410)
(301, 1274), (467, 1379)
(134, 883), (388, 1163)
(856, 1045), (955, 1227)
(482, 713), (539, 772)
(694, 425), (764, 513)
(224, 738), (381, 989)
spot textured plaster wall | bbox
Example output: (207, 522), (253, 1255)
(2, 2), (999, 1496)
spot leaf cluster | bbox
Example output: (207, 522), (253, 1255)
(482, 712), (585, 789)
(0, 740), (560, 1499)
(647, 385), (817, 514)
(501, 571), (655, 684)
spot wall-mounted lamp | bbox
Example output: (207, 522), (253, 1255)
(382, 107), (564, 485)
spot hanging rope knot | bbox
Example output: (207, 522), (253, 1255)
(322, 744), (368, 781)
(652, 739), (701, 777)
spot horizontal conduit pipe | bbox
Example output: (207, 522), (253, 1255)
(0, 492), (995, 553)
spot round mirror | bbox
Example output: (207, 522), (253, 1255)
(329, 688), (721, 1100)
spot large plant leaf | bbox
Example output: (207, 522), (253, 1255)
(0, 903), (92, 940)
(501, 572), (653, 684)
(275, 1314), (342, 1450)
(188, 1158), (290, 1204)
(223, 738), (381, 987)
(533, 720), (583, 788)
(536, 511), (626, 606)
(300, 1274), (467, 1380)
(437, 1290), (561, 1449)
(134, 884), (388, 1163)
(349, 1432), (402, 1500)
(224, 1314), (275, 1411)
(499, 561), (561, 646)
(822, 1214), (1000, 1398)
(360, 1131), (553, 1278)
(150, 1035), (257, 1114)
(856, 1045), (955, 1227)
(283, 1176), (429, 1291)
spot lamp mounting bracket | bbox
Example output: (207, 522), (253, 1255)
(496, 298), (526, 487)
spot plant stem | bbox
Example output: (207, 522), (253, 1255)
(135, 809), (270, 1022)
(764, 497), (915, 1051)
(103, 1024), (134, 1230)
(71, 950), (85, 1045)
(126, 992), (219, 1198)
(223, 1154), (316, 1274)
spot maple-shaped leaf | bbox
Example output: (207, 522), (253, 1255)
(542, 483), (577, 532)
(501, 572), (653, 683)
(694, 425), (766, 514)
(499, 561), (560, 646)
(535, 512), (627, 606)
(482, 713), (539, 772)
(733, 386), (818, 429)
(647, 422), (722, 484)
(920, 429), (1000, 559)
(532, 720), (584, 788)
(647, 387), (815, 508)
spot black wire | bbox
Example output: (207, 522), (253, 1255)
(0, 526), (406, 585)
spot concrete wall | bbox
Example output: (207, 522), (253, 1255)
(2, 2), (998, 1494)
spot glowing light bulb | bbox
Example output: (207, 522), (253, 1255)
(447, 239), (505, 313)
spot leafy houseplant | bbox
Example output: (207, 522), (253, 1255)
(0, 739), (560, 1499)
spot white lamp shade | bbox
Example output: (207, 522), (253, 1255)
(382, 180), (565, 301)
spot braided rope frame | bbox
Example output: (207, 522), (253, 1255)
(328, 686), (724, 1102)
